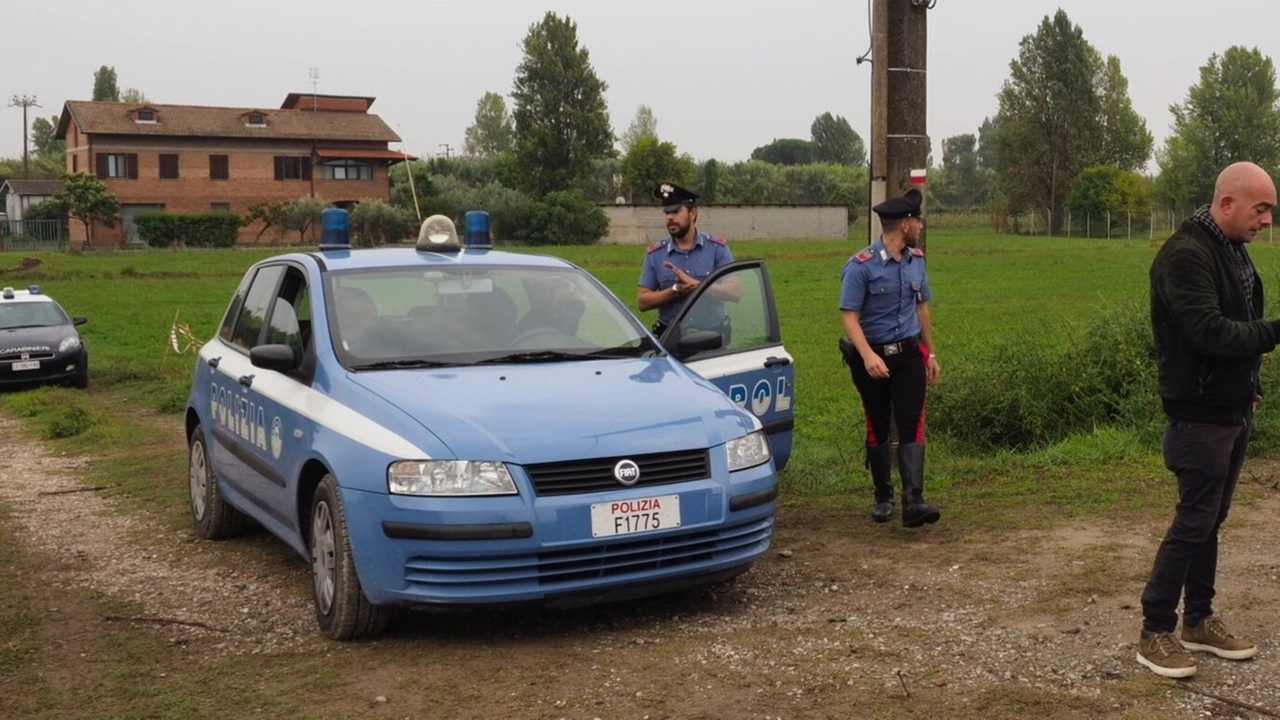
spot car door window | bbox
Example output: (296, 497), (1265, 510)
(228, 265), (285, 350)
(667, 264), (780, 359)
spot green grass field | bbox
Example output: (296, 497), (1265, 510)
(6, 229), (1280, 527)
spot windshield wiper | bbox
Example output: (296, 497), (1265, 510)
(350, 359), (458, 370)
(474, 351), (596, 365)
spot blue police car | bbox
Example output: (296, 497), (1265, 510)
(185, 213), (794, 639)
(0, 285), (89, 389)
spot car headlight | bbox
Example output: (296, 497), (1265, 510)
(59, 336), (82, 353)
(388, 460), (518, 496)
(726, 430), (771, 472)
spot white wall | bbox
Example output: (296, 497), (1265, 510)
(601, 205), (849, 245)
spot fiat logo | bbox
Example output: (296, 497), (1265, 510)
(613, 459), (641, 487)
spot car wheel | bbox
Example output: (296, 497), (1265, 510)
(189, 422), (247, 539)
(310, 473), (389, 640)
(71, 361), (88, 389)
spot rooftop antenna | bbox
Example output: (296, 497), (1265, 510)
(308, 67), (319, 111)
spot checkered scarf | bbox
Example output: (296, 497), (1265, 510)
(1192, 204), (1258, 320)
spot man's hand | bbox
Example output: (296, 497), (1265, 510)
(863, 354), (889, 379)
(926, 355), (941, 385)
(664, 262), (699, 294)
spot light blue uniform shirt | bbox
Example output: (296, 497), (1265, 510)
(839, 239), (932, 344)
(639, 231), (734, 327)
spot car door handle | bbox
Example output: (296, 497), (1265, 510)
(207, 356), (221, 369)
(763, 356), (791, 368)
(238, 374), (254, 388)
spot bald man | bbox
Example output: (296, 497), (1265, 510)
(1137, 161), (1278, 678)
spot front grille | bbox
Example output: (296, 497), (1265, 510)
(526, 449), (710, 496)
(401, 515), (773, 594)
(0, 351), (55, 362)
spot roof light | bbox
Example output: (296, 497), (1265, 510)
(27, 285), (40, 295)
(464, 211), (492, 249)
(1, 287), (13, 300)
(320, 208), (351, 251)
(416, 215), (461, 252)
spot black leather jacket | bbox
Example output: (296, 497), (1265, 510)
(1150, 220), (1280, 424)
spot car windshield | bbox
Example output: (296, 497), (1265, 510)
(325, 265), (656, 367)
(0, 302), (68, 330)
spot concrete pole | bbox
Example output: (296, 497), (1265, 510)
(869, 1), (930, 248)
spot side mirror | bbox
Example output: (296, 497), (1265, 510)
(250, 343), (300, 372)
(72, 316), (88, 326)
(671, 329), (723, 361)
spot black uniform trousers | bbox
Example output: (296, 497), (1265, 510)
(843, 337), (928, 447)
(1140, 418), (1249, 633)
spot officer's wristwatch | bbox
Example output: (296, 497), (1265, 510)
(671, 283), (680, 295)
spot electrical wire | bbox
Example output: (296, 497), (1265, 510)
(855, 0), (872, 65)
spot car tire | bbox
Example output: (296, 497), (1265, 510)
(71, 361), (88, 389)
(310, 473), (389, 640)
(188, 422), (247, 539)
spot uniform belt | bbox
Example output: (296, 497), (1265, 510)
(871, 337), (918, 357)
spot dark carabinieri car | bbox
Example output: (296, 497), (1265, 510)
(0, 286), (89, 389)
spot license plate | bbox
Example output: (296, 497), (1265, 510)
(12, 360), (40, 371)
(590, 494), (680, 538)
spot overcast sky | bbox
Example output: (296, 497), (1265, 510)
(3, 1), (1275, 170)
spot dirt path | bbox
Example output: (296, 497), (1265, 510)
(3, 412), (1280, 719)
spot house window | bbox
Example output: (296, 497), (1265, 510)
(136, 110), (156, 123)
(96, 153), (137, 179)
(159, 154), (180, 180)
(322, 160), (372, 181)
(274, 156), (311, 181)
(211, 203), (231, 212)
(209, 154), (229, 180)
(247, 113), (265, 126)
(73, 155), (78, 172)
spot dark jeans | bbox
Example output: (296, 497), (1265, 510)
(1140, 419), (1250, 633)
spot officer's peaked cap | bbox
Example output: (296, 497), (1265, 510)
(654, 183), (699, 212)
(872, 188), (923, 220)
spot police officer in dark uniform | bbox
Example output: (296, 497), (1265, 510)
(638, 183), (736, 336)
(839, 188), (942, 527)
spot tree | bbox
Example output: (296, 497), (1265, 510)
(245, 200), (291, 242)
(1157, 46), (1280, 209)
(1065, 165), (1153, 236)
(31, 116), (65, 160)
(809, 113), (866, 166)
(750, 138), (815, 166)
(121, 87), (149, 104)
(1096, 55), (1153, 172)
(991, 10), (1152, 232)
(931, 134), (991, 209)
(619, 136), (696, 202)
(463, 92), (514, 157)
(55, 173), (121, 243)
(511, 12), (615, 196)
(93, 66), (120, 102)
(700, 159), (721, 203)
(619, 105), (658, 153)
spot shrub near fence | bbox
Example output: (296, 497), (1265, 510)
(135, 211), (241, 248)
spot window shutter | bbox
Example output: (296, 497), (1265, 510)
(274, 156), (283, 181)
(95, 154), (108, 178)
(127, 153), (139, 180)
(301, 158), (312, 182)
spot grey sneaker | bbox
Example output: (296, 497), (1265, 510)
(1181, 616), (1258, 660)
(1136, 631), (1197, 678)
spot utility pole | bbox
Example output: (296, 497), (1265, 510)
(438, 143), (452, 159)
(868, 0), (933, 248)
(9, 94), (40, 178)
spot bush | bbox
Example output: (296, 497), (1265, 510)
(350, 199), (415, 247)
(23, 198), (68, 221)
(136, 211), (241, 248)
(931, 299), (1159, 451)
(513, 190), (608, 246)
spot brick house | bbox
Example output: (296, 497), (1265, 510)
(55, 93), (409, 246)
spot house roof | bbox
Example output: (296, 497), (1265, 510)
(56, 98), (401, 143)
(0, 179), (64, 197)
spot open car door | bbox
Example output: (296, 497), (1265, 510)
(659, 260), (794, 471)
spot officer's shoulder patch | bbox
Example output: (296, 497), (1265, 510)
(910, 247), (925, 257)
(708, 235), (727, 246)
(646, 241), (664, 253)
(854, 247), (875, 263)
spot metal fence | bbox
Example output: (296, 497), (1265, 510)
(0, 219), (67, 251)
(926, 207), (1278, 243)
